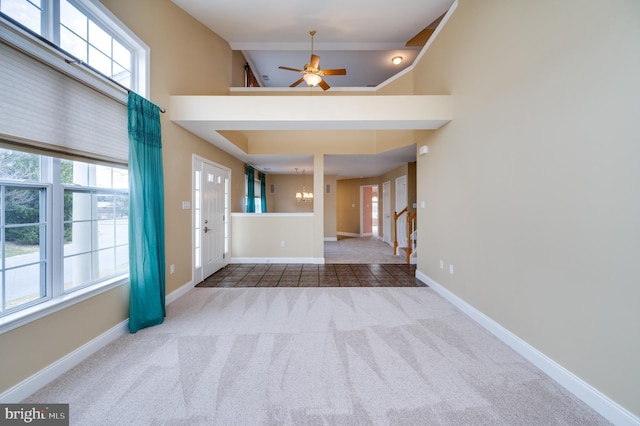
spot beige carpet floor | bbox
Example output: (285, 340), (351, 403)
(325, 236), (407, 264)
(24, 287), (608, 425)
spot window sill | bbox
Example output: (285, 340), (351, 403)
(0, 276), (129, 335)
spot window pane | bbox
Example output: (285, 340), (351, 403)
(96, 248), (114, 279)
(1, 0), (42, 35)
(113, 39), (130, 70)
(64, 253), (91, 291)
(5, 263), (43, 308)
(95, 165), (112, 188)
(96, 220), (114, 250)
(88, 20), (111, 56)
(0, 149), (40, 181)
(112, 168), (128, 189)
(115, 215), (128, 246)
(115, 245), (128, 274)
(114, 193), (128, 219)
(65, 191), (92, 221)
(95, 193), (114, 219)
(64, 221), (92, 256)
(4, 227), (42, 268)
(5, 188), (41, 225)
(60, 0), (87, 39)
(112, 65), (130, 89)
(89, 45), (111, 77)
(60, 26), (88, 62)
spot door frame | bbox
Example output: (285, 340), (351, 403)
(382, 180), (391, 245)
(395, 175), (408, 249)
(192, 155), (231, 284)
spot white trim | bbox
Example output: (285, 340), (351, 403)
(0, 319), (129, 403)
(324, 237), (338, 242)
(231, 257), (318, 264)
(165, 280), (195, 306)
(415, 270), (640, 426)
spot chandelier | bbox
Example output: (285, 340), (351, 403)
(295, 168), (313, 203)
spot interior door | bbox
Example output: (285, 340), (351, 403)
(202, 162), (227, 278)
(395, 175), (407, 248)
(382, 181), (391, 245)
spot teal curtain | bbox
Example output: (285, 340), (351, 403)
(260, 172), (267, 213)
(246, 166), (255, 213)
(127, 91), (165, 333)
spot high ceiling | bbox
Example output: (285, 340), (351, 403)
(170, 0), (455, 177)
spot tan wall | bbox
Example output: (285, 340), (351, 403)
(231, 50), (247, 88)
(0, 285), (129, 396)
(265, 174), (314, 213)
(414, 0), (640, 416)
(230, 214), (314, 260)
(324, 175), (338, 239)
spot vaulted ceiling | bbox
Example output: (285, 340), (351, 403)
(169, 0), (455, 177)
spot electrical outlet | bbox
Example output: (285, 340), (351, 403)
(449, 264), (454, 275)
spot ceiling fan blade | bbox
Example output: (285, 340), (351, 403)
(318, 79), (330, 91)
(290, 77), (305, 88)
(279, 66), (303, 72)
(309, 54), (320, 69)
(321, 69), (347, 76)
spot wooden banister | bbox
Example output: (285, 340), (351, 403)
(393, 207), (408, 256)
(393, 206), (417, 264)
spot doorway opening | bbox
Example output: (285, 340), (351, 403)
(360, 185), (379, 238)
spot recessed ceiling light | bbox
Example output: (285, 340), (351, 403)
(391, 56), (403, 65)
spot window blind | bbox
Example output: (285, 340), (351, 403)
(0, 39), (128, 165)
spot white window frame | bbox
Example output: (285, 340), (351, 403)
(0, 0), (149, 97)
(0, 152), (130, 333)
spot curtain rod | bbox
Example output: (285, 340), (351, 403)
(65, 59), (166, 113)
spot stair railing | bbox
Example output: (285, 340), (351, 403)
(394, 206), (417, 264)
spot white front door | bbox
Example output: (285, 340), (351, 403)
(202, 162), (227, 278)
(395, 175), (407, 248)
(383, 181), (391, 245)
(193, 157), (229, 283)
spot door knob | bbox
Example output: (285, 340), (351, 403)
(204, 226), (209, 233)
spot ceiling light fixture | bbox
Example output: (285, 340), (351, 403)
(295, 168), (313, 203)
(391, 56), (403, 65)
(303, 73), (322, 87)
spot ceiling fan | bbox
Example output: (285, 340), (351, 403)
(278, 30), (347, 91)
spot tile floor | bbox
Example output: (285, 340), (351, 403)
(195, 263), (426, 288)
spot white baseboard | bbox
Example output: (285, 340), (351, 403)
(230, 257), (317, 264)
(324, 237), (338, 242)
(165, 279), (194, 305)
(415, 270), (640, 426)
(0, 320), (129, 403)
(1, 279), (195, 404)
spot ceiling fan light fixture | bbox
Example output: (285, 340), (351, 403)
(392, 56), (403, 65)
(303, 73), (322, 86)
